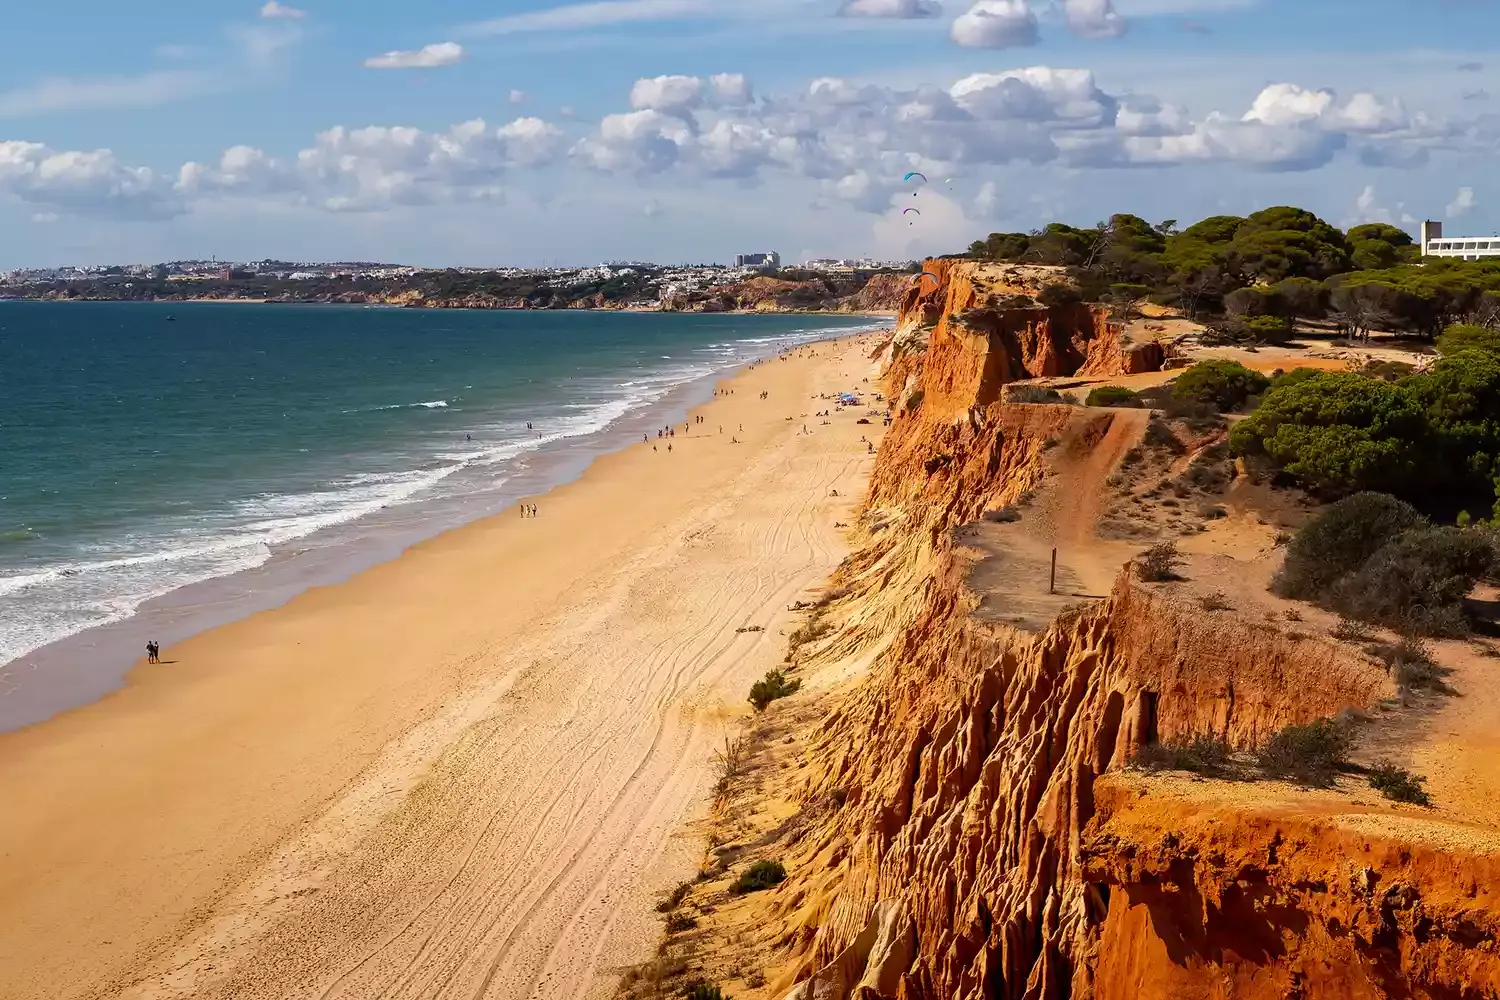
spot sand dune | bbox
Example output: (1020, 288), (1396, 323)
(0, 334), (886, 1000)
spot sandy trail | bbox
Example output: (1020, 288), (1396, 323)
(0, 335), (886, 1000)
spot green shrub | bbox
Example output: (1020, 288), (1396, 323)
(685, 983), (728, 1000)
(1085, 385), (1141, 408)
(1255, 719), (1352, 787)
(1133, 733), (1234, 775)
(1229, 373), (1426, 495)
(1367, 763), (1432, 805)
(1362, 360), (1417, 382)
(731, 860), (786, 894)
(1436, 323), (1500, 357)
(1007, 385), (1065, 404)
(905, 389), (924, 413)
(1232, 352), (1500, 508)
(748, 669), (801, 711)
(1171, 359), (1271, 412)
(1332, 526), (1495, 635)
(1037, 282), (1083, 308)
(1272, 492), (1426, 599)
(1269, 367), (1326, 392)
(1243, 314), (1295, 345)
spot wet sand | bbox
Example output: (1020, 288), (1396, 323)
(0, 333), (888, 1000)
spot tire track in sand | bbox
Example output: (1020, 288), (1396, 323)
(113, 341), (883, 1000)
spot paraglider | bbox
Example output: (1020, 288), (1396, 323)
(903, 171), (927, 183)
(919, 271), (941, 287)
(903, 207), (920, 215)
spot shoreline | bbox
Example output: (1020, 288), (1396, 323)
(0, 298), (899, 318)
(0, 331), (889, 1000)
(0, 319), (886, 733)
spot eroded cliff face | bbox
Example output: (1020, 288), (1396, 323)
(740, 264), (1497, 1000)
(887, 261), (1163, 405)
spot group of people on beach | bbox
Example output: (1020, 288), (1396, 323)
(519, 503), (538, 517)
(144, 641), (162, 663)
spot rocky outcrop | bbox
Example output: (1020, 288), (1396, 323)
(891, 261), (1163, 397)
(1084, 786), (1500, 1000)
(733, 261), (1499, 1000)
(771, 559), (1391, 1000)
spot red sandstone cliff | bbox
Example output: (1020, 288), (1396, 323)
(693, 262), (1499, 1000)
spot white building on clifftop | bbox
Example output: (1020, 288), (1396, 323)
(1420, 220), (1500, 260)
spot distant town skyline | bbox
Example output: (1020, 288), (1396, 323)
(1, 0), (1496, 268)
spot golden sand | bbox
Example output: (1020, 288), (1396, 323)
(0, 333), (888, 1000)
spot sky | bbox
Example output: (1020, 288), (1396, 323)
(1, 0), (1497, 268)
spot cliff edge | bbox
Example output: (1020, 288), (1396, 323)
(624, 260), (1500, 1000)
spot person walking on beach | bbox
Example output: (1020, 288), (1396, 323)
(145, 641), (158, 664)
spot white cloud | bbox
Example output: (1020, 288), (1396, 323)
(631, 75), (705, 114)
(1241, 83), (1335, 126)
(1113, 0), (1254, 11)
(973, 180), (1000, 218)
(710, 73), (753, 106)
(468, 0), (706, 35)
(0, 140), (183, 218)
(31, 212), (59, 223)
(260, 1), (307, 18)
(363, 42), (464, 70)
(951, 0), (1040, 47)
(6, 65), (1487, 227)
(950, 68), (1117, 126)
(1448, 186), (1477, 218)
(509, 89), (527, 104)
(838, 0), (941, 16)
(0, 70), (212, 117)
(176, 117), (564, 211)
(572, 110), (694, 173)
(1348, 184), (1390, 225)
(1062, 0), (1127, 38)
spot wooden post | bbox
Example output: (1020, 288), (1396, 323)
(1050, 548), (1057, 595)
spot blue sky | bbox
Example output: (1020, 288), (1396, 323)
(1, 0), (1496, 267)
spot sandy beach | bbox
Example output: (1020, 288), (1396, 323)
(0, 332), (887, 1000)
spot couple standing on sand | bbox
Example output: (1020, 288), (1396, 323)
(144, 641), (162, 663)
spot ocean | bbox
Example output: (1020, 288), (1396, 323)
(0, 302), (878, 728)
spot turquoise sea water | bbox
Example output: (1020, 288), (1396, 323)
(0, 302), (874, 678)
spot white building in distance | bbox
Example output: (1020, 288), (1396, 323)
(734, 252), (780, 268)
(1420, 220), (1500, 261)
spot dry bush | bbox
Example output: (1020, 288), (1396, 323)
(1133, 734), (1235, 776)
(1368, 763), (1432, 805)
(665, 912), (699, 933)
(1136, 541), (1182, 582)
(1255, 719), (1352, 787)
(656, 881), (693, 913)
(1331, 617), (1376, 642)
(712, 737), (747, 800)
(1197, 592), (1232, 612)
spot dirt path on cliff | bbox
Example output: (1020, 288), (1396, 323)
(1369, 640), (1500, 832)
(966, 408), (1147, 630)
(1034, 408), (1148, 594)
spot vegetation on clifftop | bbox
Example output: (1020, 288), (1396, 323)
(962, 207), (1500, 342)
